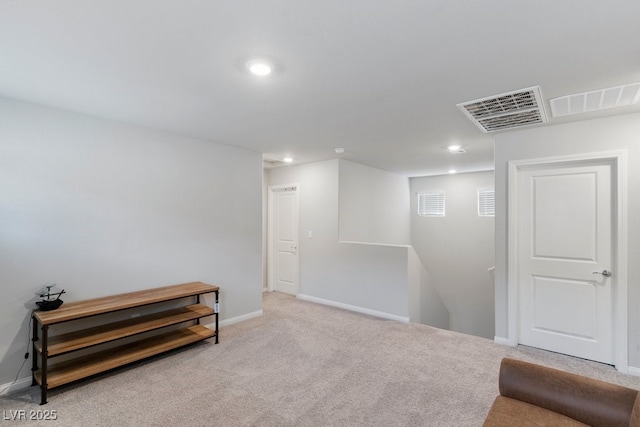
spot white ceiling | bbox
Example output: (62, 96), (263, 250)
(1, 1), (639, 177)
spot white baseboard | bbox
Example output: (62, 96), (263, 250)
(494, 336), (516, 346)
(0, 376), (32, 395)
(218, 309), (263, 328)
(297, 294), (410, 323)
(628, 366), (640, 377)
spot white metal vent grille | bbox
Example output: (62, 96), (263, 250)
(550, 82), (640, 117)
(418, 191), (445, 217)
(478, 189), (495, 217)
(457, 86), (547, 132)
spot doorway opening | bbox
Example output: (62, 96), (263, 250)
(267, 184), (299, 295)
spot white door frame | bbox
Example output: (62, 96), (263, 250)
(507, 150), (628, 372)
(267, 183), (300, 293)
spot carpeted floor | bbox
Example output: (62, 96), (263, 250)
(1, 291), (638, 426)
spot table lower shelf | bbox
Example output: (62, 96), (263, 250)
(36, 304), (214, 357)
(34, 324), (215, 389)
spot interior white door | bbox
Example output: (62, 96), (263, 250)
(270, 186), (299, 295)
(517, 162), (614, 364)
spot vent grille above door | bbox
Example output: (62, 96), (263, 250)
(457, 86), (547, 132)
(550, 82), (640, 117)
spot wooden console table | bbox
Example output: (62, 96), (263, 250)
(31, 282), (219, 405)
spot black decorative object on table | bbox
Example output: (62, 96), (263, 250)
(36, 285), (65, 311)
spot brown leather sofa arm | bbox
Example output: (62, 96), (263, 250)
(498, 358), (639, 427)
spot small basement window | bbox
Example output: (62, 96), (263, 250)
(478, 189), (495, 217)
(418, 191), (445, 217)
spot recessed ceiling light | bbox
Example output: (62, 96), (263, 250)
(448, 169), (457, 174)
(246, 59), (274, 76)
(334, 148), (345, 154)
(447, 145), (466, 154)
(283, 157), (293, 163)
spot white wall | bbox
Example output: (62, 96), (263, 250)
(267, 160), (409, 318)
(494, 112), (640, 369)
(338, 160), (410, 245)
(408, 246), (449, 329)
(0, 97), (263, 386)
(410, 171), (495, 338)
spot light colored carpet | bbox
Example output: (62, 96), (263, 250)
(1, 291), (638, 426)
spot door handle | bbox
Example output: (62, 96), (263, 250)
(592, 270), (612, 277)
(291, 245), (297, 251)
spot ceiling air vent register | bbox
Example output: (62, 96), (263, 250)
(457, 86), (547, 132)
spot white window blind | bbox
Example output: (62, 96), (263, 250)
(478, 189), (495, 217)
(418, 191), (445, 216)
